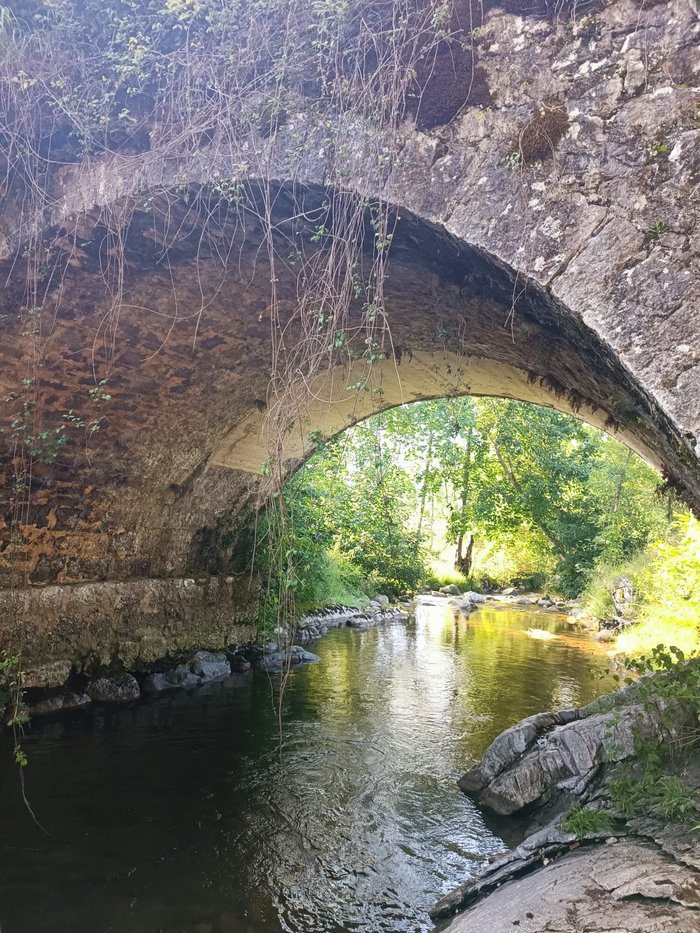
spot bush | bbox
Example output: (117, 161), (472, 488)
(616, 515), (700, 658)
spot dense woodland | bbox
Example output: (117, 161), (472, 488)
(264, 398), (700, 658)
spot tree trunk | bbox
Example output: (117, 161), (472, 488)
(454, 427), (474, 574)
(455, 532), (474, 575)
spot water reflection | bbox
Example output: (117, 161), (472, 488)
(0, 603), (616, 933)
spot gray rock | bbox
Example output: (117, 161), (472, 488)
(142, 665), (199, 692)
(62, 691), (92, 711)
(434, 839), (700, 932)
(86, 672), (140, 704)
(189, 650), (230, 680)
(258, 646), (320, 672)
(143, 651), (230, 691)
(375, 594), (390, 606)
(459, 688), (691, 817)
(440, 584), (462, 596)
(462, 591), (486, 603)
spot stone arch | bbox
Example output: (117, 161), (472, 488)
(0, 182), (696, 592)
(0, 0), (698, 672)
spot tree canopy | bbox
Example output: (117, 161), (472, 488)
(277, 397), (675, 601)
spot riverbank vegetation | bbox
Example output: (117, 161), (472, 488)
(266, 397), (699, 658)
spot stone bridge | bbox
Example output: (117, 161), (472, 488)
(0, 0), (698, 677)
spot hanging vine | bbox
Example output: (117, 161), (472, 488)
(0, 0), (484, 742)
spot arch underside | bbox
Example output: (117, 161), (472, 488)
(0, 184), (697, 592)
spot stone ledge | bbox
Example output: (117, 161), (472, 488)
(0, 575), (259, 680)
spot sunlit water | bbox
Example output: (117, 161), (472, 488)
(0, 603), (617, 933)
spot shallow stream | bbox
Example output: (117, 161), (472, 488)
(0, 602), (617, 933)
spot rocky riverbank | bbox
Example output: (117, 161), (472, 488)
(432, 665), (700, 933)
(4, 600), (410, 723)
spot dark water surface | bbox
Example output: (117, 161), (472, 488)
(0, 603), (617, 933)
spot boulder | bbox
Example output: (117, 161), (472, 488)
(258, 646), (320, 672)
(28, 696), (65, 717)
(62, 691), (92, 712)
(440, 584), (462, 596)
(86, 672), (140, 704)
(142, 665), (200, 691)
(375, 594), (391, 606)
(459, 693), (690, 817)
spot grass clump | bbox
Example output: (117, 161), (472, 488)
(560, 804), (615, 840)
(609, 773), (698, 823)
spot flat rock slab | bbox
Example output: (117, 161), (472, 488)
(442, 839), (700, 933)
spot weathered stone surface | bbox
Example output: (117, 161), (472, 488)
(458, 710), (575, 795)
(0, 576), (257, 675)
(86, 672), (140, 704)
(21, 659), (73, 690)
(189, 650), (230, 680)
(439, 669), (700, 931)
(438, 839), (700, 933)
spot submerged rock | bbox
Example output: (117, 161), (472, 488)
(86, 672), (140, 704)
(462, 591), (486, 604)
(142, 651), (230, 692)
(142, 665), (199, 692)
(29, 691), (92, 717)
(258, 647), (320, 673)
(190, 650), (230, 680)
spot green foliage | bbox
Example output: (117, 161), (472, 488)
(608, 776), (642, 818)
(0, 650), (20, 710)
(602, 652), (700, 826)
(605, 515), (700, 658)
(284, 418), (429, 597)
(268, 396), (682, 617)
(560, 804), (615, 840)
(646, 219), (668, 240)
(0, 651), (28, 767)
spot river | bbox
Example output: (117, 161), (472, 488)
(0, 601), (617, 933)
